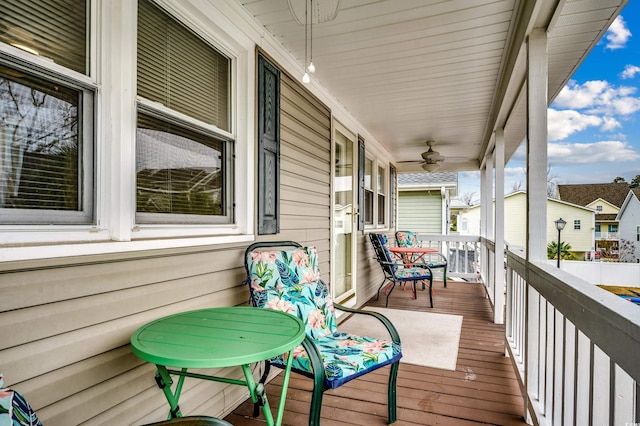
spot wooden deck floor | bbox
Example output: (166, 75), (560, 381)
(224, 280), (527, 425)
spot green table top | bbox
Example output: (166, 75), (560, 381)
(131, 307), (306, 368)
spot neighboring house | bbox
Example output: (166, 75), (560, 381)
(615, 188), (640, 262)
(397, 172), (457, 234)
(557, 183), (630, 258)
(461, 191), (595, 256)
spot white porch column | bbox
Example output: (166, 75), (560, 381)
(525, 28), (548, 422)
(526, 28), (548, 262)
(480, 153), (493, 286)
(494, 129), (505, 324)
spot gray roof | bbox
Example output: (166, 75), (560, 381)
(397, 172), (457, 188)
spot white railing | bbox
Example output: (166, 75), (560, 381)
(505, 247), (640, 425)
(416, 234), (481, 281)
(595, 231), (619, 240)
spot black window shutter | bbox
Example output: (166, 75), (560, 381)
(389, 165), (396, 228)
(257, 54), (280, 235)
(357, 136), (365, 231)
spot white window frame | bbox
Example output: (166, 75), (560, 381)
(0, 0), (97, 228)
(363, 155), (388, 229)
(574, 219), (581, 230)
(0, 0), (255, 261)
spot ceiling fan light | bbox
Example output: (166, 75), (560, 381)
(422, 162), (440, 172)
(421, 150), (440, 161)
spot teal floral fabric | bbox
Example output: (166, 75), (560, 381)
(247, 246), (402, 389)
(395, 231), (419, 248)
(0, 374), (42, 426)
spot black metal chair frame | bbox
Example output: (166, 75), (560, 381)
(369, 233), (434, 307)
(243, 241), (401, 426)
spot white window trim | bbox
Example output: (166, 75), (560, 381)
(0, 0), (255, 259)
(364, 155), (389, 230)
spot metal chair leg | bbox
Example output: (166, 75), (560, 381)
(387, 361), (399, 424)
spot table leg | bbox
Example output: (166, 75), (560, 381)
(155, 366), (183, 418)
(240, 349), (295, 426)
(275, 348), (296, 425)
(241, 364), (274, 426)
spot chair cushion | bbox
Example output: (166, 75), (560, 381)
(395, 267), (431, 280)
(269, 332), (402, 389)
(0, 374), (42, 426)
(247, 246), (337, 339)
(396, 231), (419, 247)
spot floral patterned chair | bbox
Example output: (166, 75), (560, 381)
(395, 230), (448, 287)
(244, 241), (402, 426)
(369, 233), (434, 307)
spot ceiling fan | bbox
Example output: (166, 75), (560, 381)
(400, 140), (454, 172)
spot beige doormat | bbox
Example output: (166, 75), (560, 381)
(339, 307), (463, 371)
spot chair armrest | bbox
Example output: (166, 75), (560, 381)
(335, 303), (401, 343)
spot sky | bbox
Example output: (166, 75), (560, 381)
(458, 0), (640, 201)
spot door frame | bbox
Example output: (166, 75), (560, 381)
(331, 118), (358, 307)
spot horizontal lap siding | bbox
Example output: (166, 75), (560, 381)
(0, 245), (251, 425)
(271, 71), (332, 283)
(0, 62), (332, 425)
(398, 191), (442, 234)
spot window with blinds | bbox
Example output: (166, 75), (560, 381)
(0, 0), (93, 225)
(0, 0), (88, 74)
(137, 0), (230, 131)
(136, 0), (234, 223)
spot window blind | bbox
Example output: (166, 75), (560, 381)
(137, 0), (230, 131)
(0, 0), (88, 74)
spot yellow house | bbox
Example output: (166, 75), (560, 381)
(461, 191), (594, 255)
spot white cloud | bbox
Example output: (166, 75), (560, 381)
(605, 15), (631, 50)
(554, 80), (609, 109)
(548, 141), (640, 164)
(547, 109), (602, 141)
(621, 64), (640, 79)
(600, 116), (622, 131)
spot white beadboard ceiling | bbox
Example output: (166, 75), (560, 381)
(237, 0), (628, 172)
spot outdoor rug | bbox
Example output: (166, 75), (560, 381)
(339, 307), (463, 371)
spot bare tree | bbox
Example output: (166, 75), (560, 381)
(461, 191), (478, 206)
(618, 238), (636, 263)
(547, 164), (559, 198)
(511, 181), (523, 193)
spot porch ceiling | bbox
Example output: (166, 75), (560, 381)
(237, 0), (628, 172)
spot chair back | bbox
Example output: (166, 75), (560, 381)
(369, 233), (398, 276)
(395, 231), (420, 248)
(244, 242), (337, 339)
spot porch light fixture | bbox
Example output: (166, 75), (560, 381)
(289, 0), (341, 83)
(554, 217), (566, 268)
(422, 162), (440, 172)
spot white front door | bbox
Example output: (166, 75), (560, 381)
(332, 121), (357, 303)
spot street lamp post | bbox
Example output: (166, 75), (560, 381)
(555, 218), (567, 268)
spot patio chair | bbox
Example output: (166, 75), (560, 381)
(244, 241), (402, 426)
(369, 233), (434, 307)
(395, 230), (448, 287)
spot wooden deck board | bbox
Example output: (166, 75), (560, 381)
(224, 280), (527, 425)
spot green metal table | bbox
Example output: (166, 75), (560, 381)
(131, 306), (306, 426)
